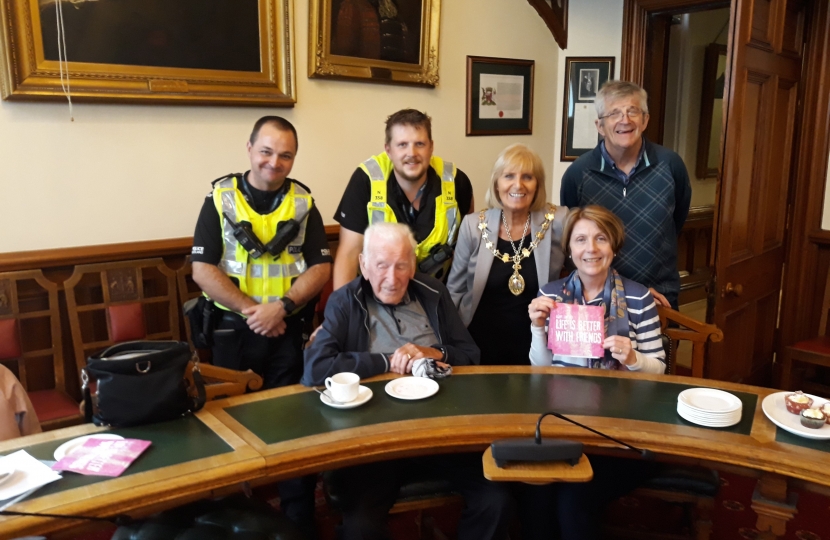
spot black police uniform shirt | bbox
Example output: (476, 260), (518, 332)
(192, 175), (333, 269)
(333, 165), (474, 243)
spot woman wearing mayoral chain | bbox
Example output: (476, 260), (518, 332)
(446, 144), (566, 365)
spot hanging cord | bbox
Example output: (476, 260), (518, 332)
(55, 0), (74, 121)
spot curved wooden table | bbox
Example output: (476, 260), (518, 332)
(0, 367), (827, 538)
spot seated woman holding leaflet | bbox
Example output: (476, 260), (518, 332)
(521, 205), (664, 540)
(528, 205), (665, 372)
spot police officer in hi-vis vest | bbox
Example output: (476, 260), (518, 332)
(332, 109), (475, 289)
(190, 116), (331, 537)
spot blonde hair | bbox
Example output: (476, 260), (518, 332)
(594, 80), (649, 119)
(484, 143), (548, 212)
(561, 206), (626, 254)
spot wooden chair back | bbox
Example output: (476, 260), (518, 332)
(176, 256), (204, 346)
(0, 269), (80, 429)
(64, 258), (180, 380)
(657, 306), (724, 378)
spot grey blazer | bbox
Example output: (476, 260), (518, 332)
(447, 206), (568, 326)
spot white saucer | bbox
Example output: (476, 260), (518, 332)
(385, 377), (439, 400)
(677, 403), (741, 427)
(762, 392), (830, 440)
(678, 388), (742, 414)
(53, 434), (124, 461)
(320, 385), (373, 409)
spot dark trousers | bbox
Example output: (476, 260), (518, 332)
(515, 455), (657, 540)
(212, 311), (305, 390)
(212, 310), (316, 538)
(328, 453), (514, 540)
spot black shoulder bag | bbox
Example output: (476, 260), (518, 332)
(82, 341), (206, 427)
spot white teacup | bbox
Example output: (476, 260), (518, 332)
(325, 372), (360, 402)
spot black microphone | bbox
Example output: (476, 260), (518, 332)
(537, 411), (654, 460)
(490, 410), (654, 468)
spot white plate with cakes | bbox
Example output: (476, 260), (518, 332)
(761, 391), (830, 440)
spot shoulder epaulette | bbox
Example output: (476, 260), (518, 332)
(211, 173), (242, 187)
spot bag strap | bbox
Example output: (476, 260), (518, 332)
(82, 369), (93, 422)
(190, 355), (207, 412)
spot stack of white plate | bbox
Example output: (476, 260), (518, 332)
(677, 388), (742, 427)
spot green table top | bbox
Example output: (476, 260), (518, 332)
(6, 415), (233, 497)
(224, 373), (759, 445)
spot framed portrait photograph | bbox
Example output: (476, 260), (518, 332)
(561, 57), (615, 161)
(308, 0), (440, 87)
(466, 56), (534, 136)
(0, 0), (296, 106)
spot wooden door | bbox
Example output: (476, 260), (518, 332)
(709, 0), (806, 383)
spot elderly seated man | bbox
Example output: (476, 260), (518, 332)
(302, 222), (512, 540)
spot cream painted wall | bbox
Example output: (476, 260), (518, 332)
(550, 0), (623, 200)
(0, 0), (559, 253)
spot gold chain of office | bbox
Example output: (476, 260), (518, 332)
(478, 204), (556, 296)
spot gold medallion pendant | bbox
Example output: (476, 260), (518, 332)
(509, 270), (525, 296)
(477, 204), (557, 295)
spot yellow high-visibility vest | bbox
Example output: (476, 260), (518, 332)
(210, 176), (312, 311)
(360, 152), (460, 262)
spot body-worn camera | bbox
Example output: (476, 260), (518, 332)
(223, 212), (305, 259)
(223, 212), (266, 258)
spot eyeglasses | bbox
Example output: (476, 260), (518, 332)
(598, 108), (645, 122)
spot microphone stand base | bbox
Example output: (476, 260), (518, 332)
(482, 447), (594, 484)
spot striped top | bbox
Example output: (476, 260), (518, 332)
(529, 275), (666, 373)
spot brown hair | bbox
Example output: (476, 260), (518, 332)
(249, 116), (298, 150)
(561, 205), (626, 254)
(385, 109), (432, 144)
(484, 143), (548, 212)
(594, 80), (649, 119)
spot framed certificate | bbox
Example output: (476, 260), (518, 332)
(466, 56), (535, 136)
(560, 57), (615, 161)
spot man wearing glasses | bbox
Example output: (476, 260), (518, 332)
(560, 81), (691, 309)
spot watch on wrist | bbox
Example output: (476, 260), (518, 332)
(281, 297), (296, 313)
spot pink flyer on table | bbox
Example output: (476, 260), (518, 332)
(547, 304), (605, 358)
(52, 438), (151, 477)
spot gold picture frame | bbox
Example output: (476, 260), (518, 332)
(0, 0), (296, 106)
(309, 0), (440, 87)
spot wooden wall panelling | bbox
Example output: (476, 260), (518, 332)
(677, 206), (715, 305)
(777, 0), (830, 370)
(0, 226), (341, 402)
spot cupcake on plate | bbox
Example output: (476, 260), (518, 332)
(785, 391), (813, 415)
(821, 402), (830, 425)
(800, 408), (826, 429)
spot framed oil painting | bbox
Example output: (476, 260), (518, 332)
(560, 56), (614, 161)
(309, 0), (440, 87)
(466, 56), (534, 136)
(0, 0), (296, 106)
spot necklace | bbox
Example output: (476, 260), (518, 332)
(478, 204), (557, 295)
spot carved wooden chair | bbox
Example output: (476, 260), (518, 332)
(64, 258), (181, 382)
(0, 269), (81, 430)
(779, 267), (830, 390)
(657, 306), (724, 377)
(176, 257), (263, 398)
